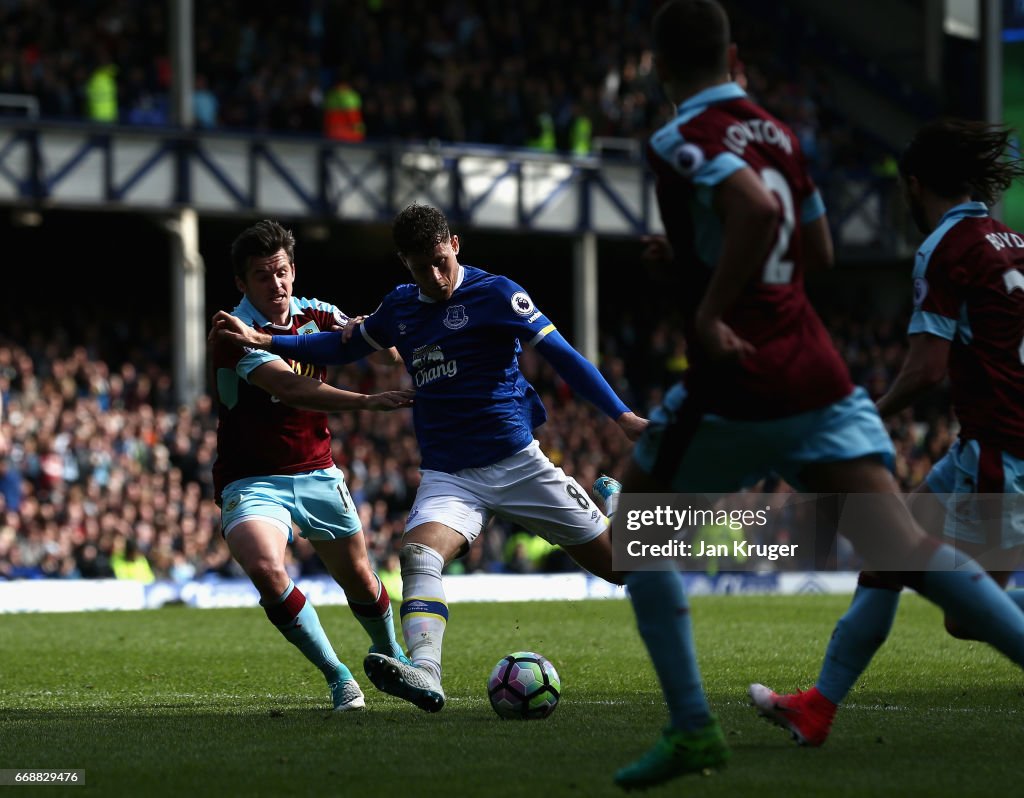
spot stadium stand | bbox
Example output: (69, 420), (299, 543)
(0, 0), (887, 175)
(0, 304), (956, 581)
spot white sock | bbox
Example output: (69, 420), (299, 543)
(398, 543), (448, 682)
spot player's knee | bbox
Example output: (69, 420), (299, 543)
(244, 558), (287, 594)
(399, 542), (445, 577)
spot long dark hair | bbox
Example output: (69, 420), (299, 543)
(899, 118), (1024, 205)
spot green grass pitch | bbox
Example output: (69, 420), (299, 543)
(0, 594), (1020, 797)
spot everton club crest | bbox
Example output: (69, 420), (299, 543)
(443, 304), (468, 330)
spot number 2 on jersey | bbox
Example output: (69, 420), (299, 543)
(760, 167), (795, 284)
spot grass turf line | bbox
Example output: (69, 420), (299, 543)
(0, 594), (1019, 797)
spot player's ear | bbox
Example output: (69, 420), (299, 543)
(234, 275), (246, 294)
(450, 234), (460, 256)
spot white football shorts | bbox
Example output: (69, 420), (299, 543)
(405, 440), (609, 547)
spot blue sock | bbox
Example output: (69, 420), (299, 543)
(348, 573), (404, 658)
(262, 581), (352, 684)
(914, 545), (1024, 664)
(625, 570), (711, 732)
(815, 585), (899, 705)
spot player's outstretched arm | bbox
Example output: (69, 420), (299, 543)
(248, 359), (413, 413)
(875, 333), (950, 418)
(342, 316), (402, 367)
(209, 310), (376, 366)
(533, 330), (648, 440)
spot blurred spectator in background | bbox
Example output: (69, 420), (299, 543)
(111, 537), (154, 583)
(323, 70), (366, 142)
(0, 0), (896, 173)
(192, 73), (219, 128)
(85, 50), (118, 124)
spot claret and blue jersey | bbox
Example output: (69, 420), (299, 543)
(645, 81), (853, 420)
(211, 295), (346, 499)
(909, 201), (1024, 456)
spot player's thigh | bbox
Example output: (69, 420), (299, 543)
(906, 482), (948, 537)
(404, 520), (470, 563)
(560, 530), (623, 584)
(220, 476), (295, 543)
(925, 439), (1024, 554)
(487, 448), (606, 547)
(224, 518), (290, 567)
(223, 517), (291, 597)
(291, 466), (363, 541)
(798, 455), (922, 567)
(631, 383), (771, 492)
(404, 469), (492, 555)
(311, 533), (382, 603)
(310, 531), (376, 592)
(220, 476), (295, 582)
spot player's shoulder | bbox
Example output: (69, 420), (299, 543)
(462, 264), (503, 288)
(226, 299), (262, 329)
(649, 89), (795, 181)
(293, 296), (340, 315)
(382, 282), (421, 306)
(292, 296), (347, 328)
(918, 205), (994, 273)
(461, 265), (525, 299)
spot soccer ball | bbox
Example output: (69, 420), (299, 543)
(487, 651), (561, 720)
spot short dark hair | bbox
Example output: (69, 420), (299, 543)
(230, 220), (296, 279)
(652, 0), (730, 82)
(392, 204), (451, 256)
(899, 118), (1024, 205)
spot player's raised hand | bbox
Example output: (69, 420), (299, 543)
(340, 315), (366, 342)
(617, 411), (649, 442)
(364, 389), (415, 411)
(209, 311), (272, 349)
(696, 316), (756, 363)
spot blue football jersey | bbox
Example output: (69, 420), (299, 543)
(360, 264), (554, 472)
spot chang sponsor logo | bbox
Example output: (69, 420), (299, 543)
(411, 344), (458, 386)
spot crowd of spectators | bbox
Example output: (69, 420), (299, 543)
(0, 298), (959, 583)
(0, 0), (888, 176)
(0, 0), (933, 582)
